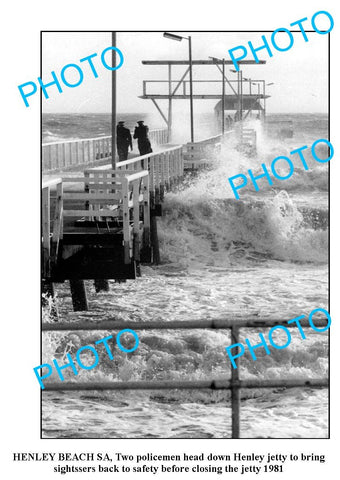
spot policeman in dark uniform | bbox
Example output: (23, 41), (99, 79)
(116, 121), (133, 161)
(133, 120), (153, 156)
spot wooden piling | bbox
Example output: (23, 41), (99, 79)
(149, 190), (160, 265)
(155, 187), (161, 205)
(94, 279), (110, 293)
(160, 184), (165, 201)
(70, 280), (88, 311)
(150, 212), (160, 265)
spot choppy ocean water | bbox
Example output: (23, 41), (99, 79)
(42, 112), (329, 438)
(42, 112), (162, 144)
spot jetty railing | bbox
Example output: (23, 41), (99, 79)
(42, 316), (328, 438)
(42, 169), (150, 277)
(116, 146), (184, 201)
(183, 132), (232, 169)
(42, 178), (63, 278)
(143, 79), (245, 96)
(42, 129), (169, 173)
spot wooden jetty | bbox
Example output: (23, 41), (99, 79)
(42, 169), (150, 281)
(42, 55), (272, 310)
(40, 47), (328, 441)
(42, 133), (227, 311)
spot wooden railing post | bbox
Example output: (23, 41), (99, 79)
(165, 151), (170, 191)
(149, 157), (155, 195)
(94, 170), (110, 293)
(122, 176), (130, 264)
(155, 154), (161, 204)
(50, 181), (63, 268)
(143, 174), (150, 247)
(160, 153), (165, 201)
(70, 280), (88, 311)
(132, 179), (140, 262)
(42, 186), (50, 278)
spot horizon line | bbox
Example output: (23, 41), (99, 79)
(42, 111), (328, 115)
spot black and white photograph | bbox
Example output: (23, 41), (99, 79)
(3, 1), (339, 478)
(40, 30), (329, 439)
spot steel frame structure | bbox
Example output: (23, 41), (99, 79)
(140, 60), (268, 140)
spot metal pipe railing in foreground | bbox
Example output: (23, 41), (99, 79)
(42, 316), (328, 438)
(42, 317), (329, 331)
(44, 378), (327, 391)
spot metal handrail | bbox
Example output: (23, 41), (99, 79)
(44, 378), (327, 391)
(42, 316), (329, 438)
(42, 317), (328, 331)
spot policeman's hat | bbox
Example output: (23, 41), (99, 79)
(118, 121), (125, 125)
(137, 120), (144, 124)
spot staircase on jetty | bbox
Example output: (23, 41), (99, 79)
(235, 124), (257, 157)
(42, 129), (241, 312)
(42, 169), (150, 284)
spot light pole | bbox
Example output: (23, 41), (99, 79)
(163, 32), (194, 142)
(111, 32), (116, 169)
(209, 56), (226, 134)
(240, 70), (243, 120)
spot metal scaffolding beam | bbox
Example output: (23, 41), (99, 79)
(141, 94), (269, 100)
(142, 60), (266, 65)
(141, 59), (268, 138)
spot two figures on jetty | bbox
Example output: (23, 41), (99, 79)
(116, 120), (153, 161)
